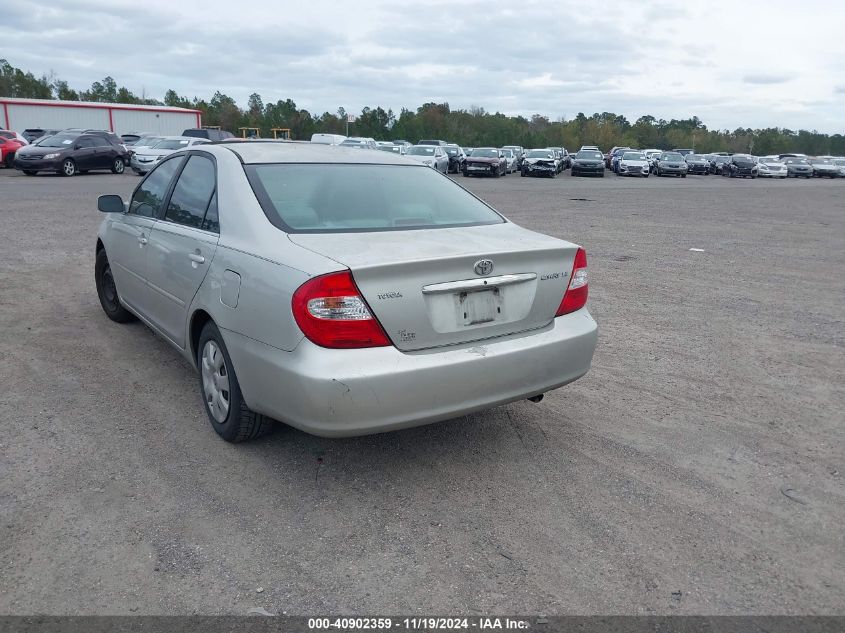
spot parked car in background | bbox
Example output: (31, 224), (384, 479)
(547, 147), (566, 173)
(405, 144), (449, 172)
(0, 136), (24, 167)
(570, 150), (605, 177)
(684, 154), (710, 175)
(182, 128), (235, 141)
(130, 136), (210, 175)
(617, 151), (650, 177)
(311, 133), (347, 145)
(808, 157), (839, 178)
(125, 135), (164, 161)
(14, 129), (127, 176)
(22, 128), (59, 143)
(653, 152), (689, 177)
(722, 155), (758, 178)
(710, 155), (732, 175)
(832, 158), (845, 177)
(340, 137), (378, 150)
(580, 145), (600, 151)
(609, 148), (632, 173)
(93, 142), (596, 440)
(464, 147), (508, 177)
(673, 148), (695, 156)
(560, 148), (572, 170)
(520, 149), (558, 177)
(502, 145), (525, 169)
(444, 144), (467, 174)
(417, 139), (448, 146)
(500, 148), (518, 174)
(605, 146), (630, 169)
(756, 156), (788, 179)
(0, 129), (28, 145)
(376, 143), (407, 156)
(120, 133), (144, 145)
(783, 157), (813, 178)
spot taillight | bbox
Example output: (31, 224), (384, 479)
(292, 271), (391, 349)
(556, 247), (588, 316)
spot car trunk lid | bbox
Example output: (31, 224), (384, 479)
(288, 223), (579, 351)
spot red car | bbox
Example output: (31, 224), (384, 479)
(0, 137), (24, 168)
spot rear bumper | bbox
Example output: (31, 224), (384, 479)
(224, 310), (598, 437)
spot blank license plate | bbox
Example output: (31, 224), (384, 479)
(458, 289), (500, 325)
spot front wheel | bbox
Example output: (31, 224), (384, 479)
(111, 157), (125, 174)
(61, 158), (76, 177)
(95, 249), (136, 323)
(198, 322), (274, 443)
(520, 170), (526, 177)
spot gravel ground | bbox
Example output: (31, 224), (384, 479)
(0, 167), (842, 615)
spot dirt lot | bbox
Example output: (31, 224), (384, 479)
(0, 167), (842, 615)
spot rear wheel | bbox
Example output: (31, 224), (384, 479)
(111, 157), (125, 174)
(95, 249), (136, 323)
(198, 322), (274, 443)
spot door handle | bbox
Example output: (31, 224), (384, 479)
(188, 253), (205, 264)
(138, 235), (148, 245)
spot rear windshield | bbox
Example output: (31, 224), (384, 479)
(246, 164), (505, 233)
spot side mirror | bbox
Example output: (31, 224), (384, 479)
(98, 194), (125, 214)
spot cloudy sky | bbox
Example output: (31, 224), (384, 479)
(5, 0), (845, 132)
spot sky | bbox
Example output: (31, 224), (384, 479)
(4, 0), (844, 133)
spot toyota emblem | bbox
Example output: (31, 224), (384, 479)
(474, 259), (494, 276)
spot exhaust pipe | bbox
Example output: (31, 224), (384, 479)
(527, 394), (544, 403)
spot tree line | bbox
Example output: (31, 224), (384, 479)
(2, 58), (843, 156)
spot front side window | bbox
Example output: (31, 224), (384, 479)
(164, 155), (216, 229)
(129, 157), (183, 218)
(247, 164), (505, 233)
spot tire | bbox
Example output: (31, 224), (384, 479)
(681, 174), (686, 178)
(60, 158), (76, 177)
(520, 169), (526, 177)
(462, 171), (469, 177)
(4, 154), (13, 168)
(197, 322), (273, 443)
(95, 249), (136, 323)
(599, 171), (604, 177)
(111, 157), (125, 174)
(23, 170), (37, 176)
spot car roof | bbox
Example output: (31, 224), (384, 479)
(215, 140), (416, 165)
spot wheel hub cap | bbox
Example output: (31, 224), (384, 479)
(201, 341), (230, 423)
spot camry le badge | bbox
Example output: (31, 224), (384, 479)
(474, 259), (494, 276)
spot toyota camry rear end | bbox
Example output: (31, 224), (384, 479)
(95, 142), (597, 440)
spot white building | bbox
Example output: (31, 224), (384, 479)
(0, 97), (202, 136)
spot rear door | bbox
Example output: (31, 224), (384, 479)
(90, 135), (115, 169)
(145, 153), (219, 348)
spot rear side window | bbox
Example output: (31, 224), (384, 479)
(246, 164), (504, 233)
(129, 157), (183, 218)
(75, 138), (95, 148)
(164, 155), (216, 230)
(90, 136), (111, 147)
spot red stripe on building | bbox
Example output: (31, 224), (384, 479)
(108, 108), (114, 132)
(2, 103), (9, 129)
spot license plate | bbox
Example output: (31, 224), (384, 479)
(458, 289), (500, 325)
(468, 165), (486, 170)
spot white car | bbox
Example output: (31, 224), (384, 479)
(757, 156), (788, 179)
(617, 151), (650, 177)
(130, 136), (209, 175)
(832, 158), (845, 177)
(500, 148), (518, 173)
(405, 145), (449, 172)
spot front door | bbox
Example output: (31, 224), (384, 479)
(108, 156), (184, 318)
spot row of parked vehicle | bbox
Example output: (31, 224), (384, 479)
(0, 127), (231, 176)
(602, 146), (845, 179)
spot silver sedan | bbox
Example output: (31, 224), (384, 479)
(94, 143), (597, 440)
(130, 136), (209, 174)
